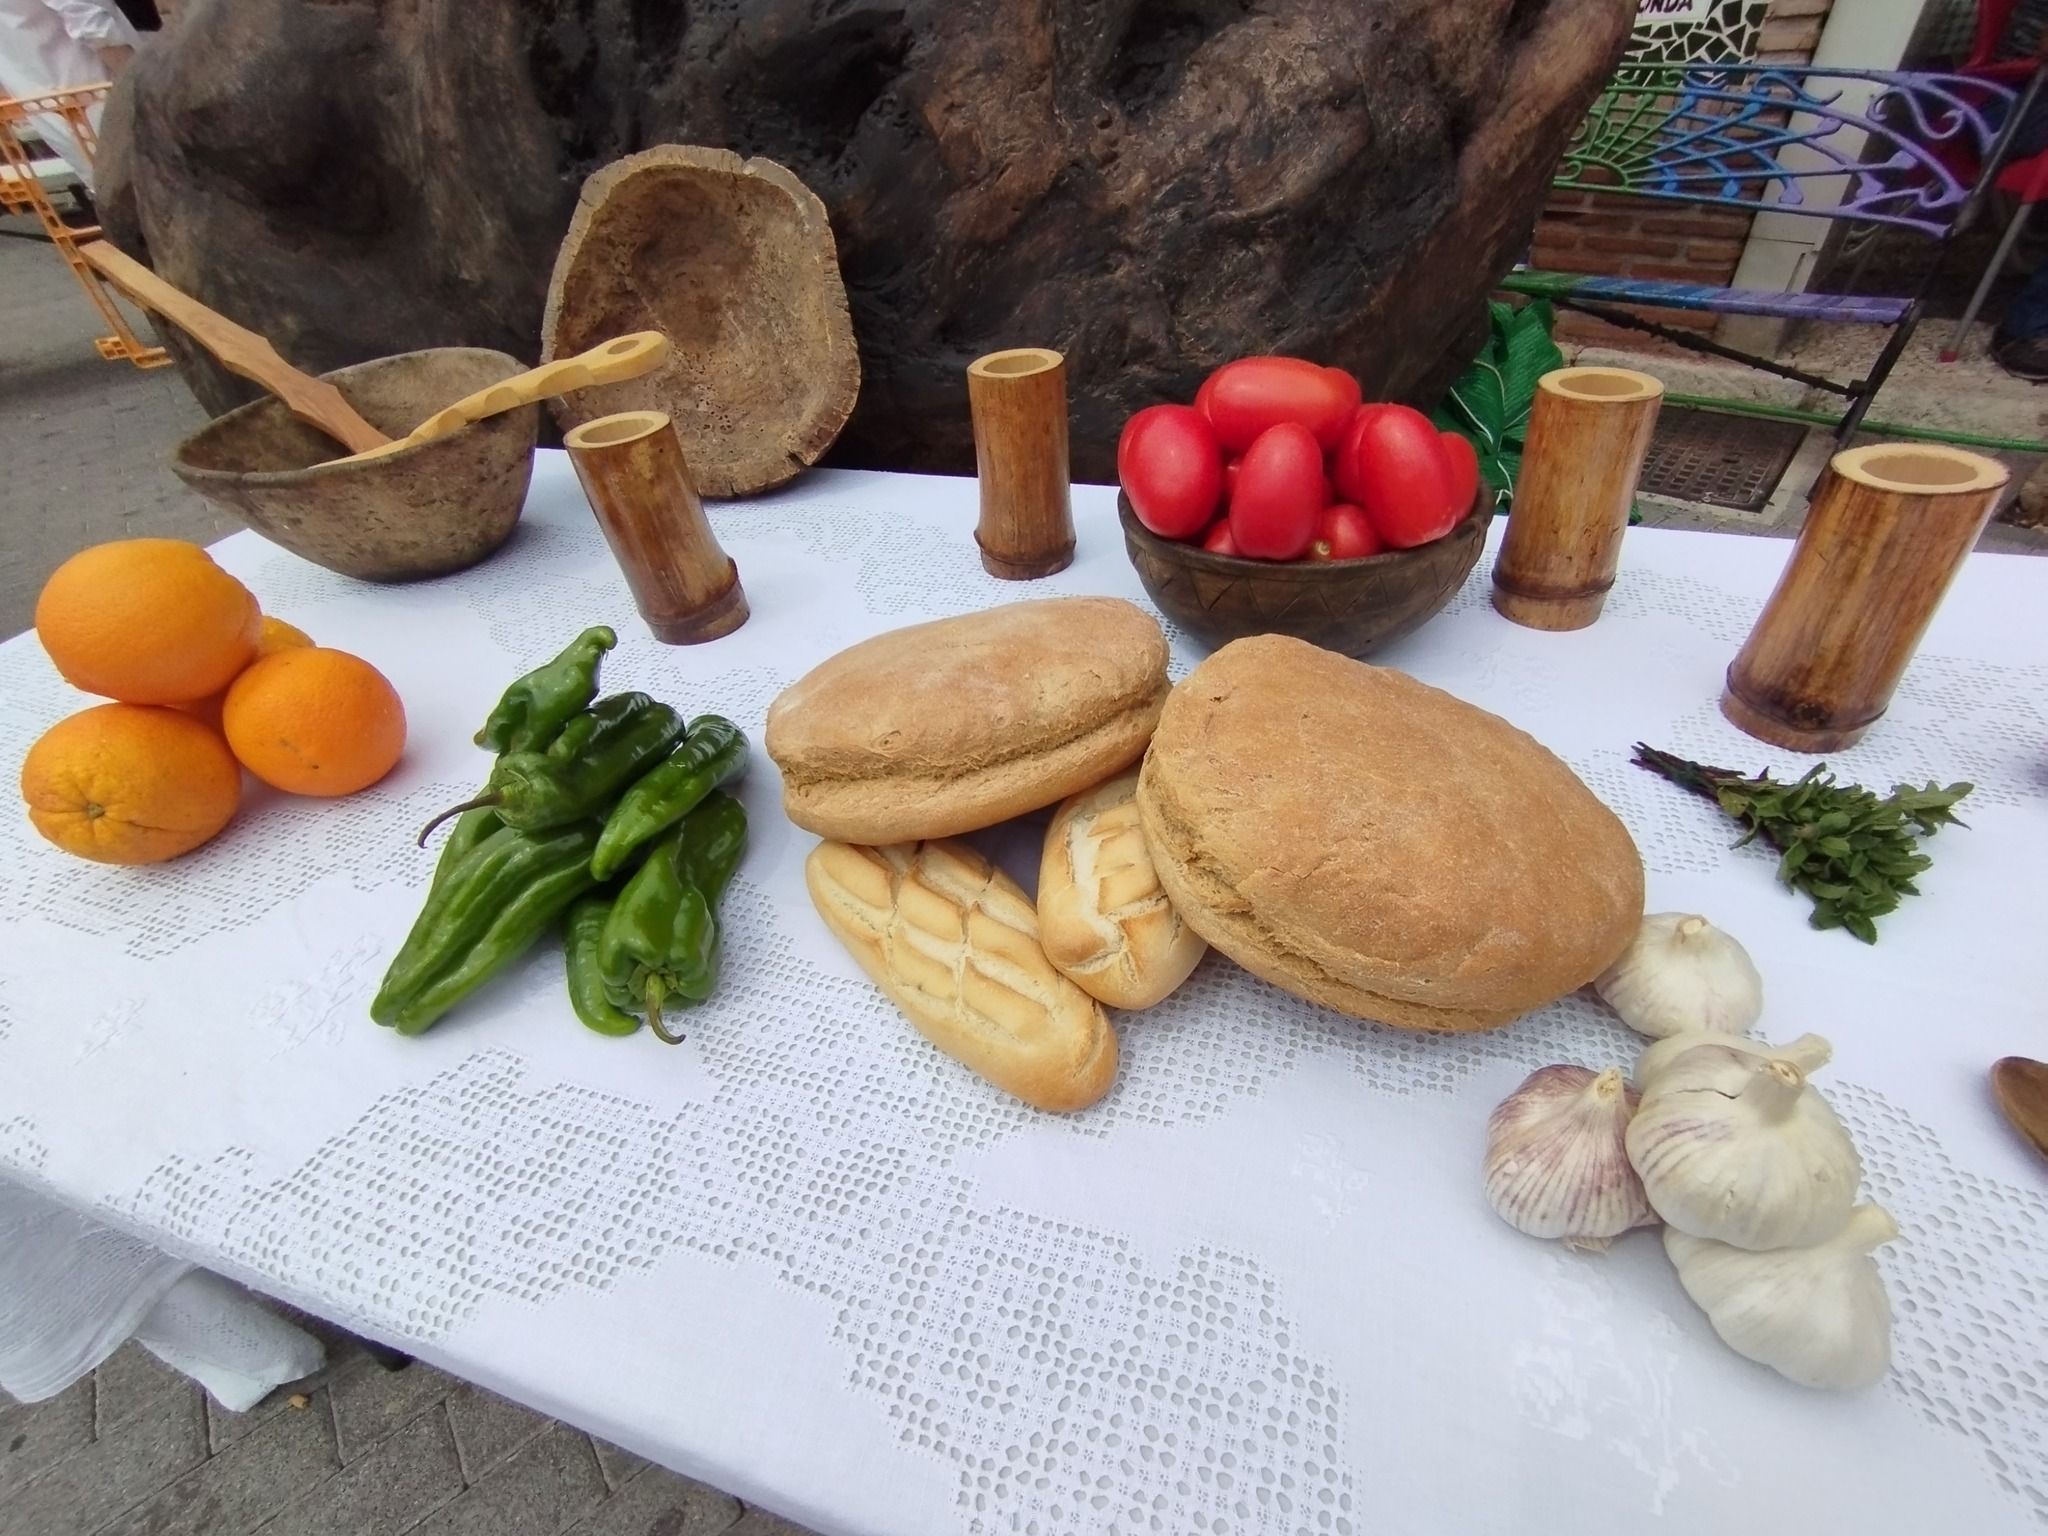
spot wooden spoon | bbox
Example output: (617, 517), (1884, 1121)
(79, 241), (390, 454)
(1991, 1057), (2048, 1161)
(335, 331), (670, 464)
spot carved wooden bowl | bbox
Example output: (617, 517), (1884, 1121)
(171, 348), (537, 582)
(1119, 490), (1489, 659)
(542, 145), (860, 499)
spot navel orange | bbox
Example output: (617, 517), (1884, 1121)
(36, 539), (262, 704)
(222, 647), (406, 796)
(176, 614), (316, 731)
(20, 703), (242, 864)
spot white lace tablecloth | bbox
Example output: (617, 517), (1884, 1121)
(2, 460), (2044, 1533)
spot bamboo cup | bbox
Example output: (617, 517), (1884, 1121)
(564, 409), (748, 644)
(1491, 366), (1664, 631)
(1722, 442), (2006, 752)
(967, 347), (1075, 579)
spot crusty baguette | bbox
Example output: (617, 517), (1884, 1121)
(766, 598), (1169, 843)
(1038, 770), (1206, 1009)
(805, 839), (1118, 1111)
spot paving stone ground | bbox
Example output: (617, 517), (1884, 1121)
(3, 205), (2044, 1536)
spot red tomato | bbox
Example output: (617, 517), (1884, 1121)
(1308, 503), (1383, 562)
(1229, 422), (1327, 561)
(1439, 430), (1480, 518)
(1118, 404), (1224, 539)
(1223, 456), (1242, 504)
(1332, 403), (1463, 548)
(1199, 357), (1361, 453)
(1201, 519), (1240, 556)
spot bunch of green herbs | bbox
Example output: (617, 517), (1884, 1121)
(1632, 744), (1973, 944)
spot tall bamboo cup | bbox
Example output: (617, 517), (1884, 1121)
(968, 347), (1075, 579)
(1491, 366), (1664, 630)
(564, 410), (748, 644)
(1722, 442), (2006, 751)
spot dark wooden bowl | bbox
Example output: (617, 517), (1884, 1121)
(1118, 491), (1490, 658)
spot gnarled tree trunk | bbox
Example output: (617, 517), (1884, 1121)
(100, 0), (1631, 479)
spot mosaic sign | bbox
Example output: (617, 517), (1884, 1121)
(1629, 0), (1769, 62)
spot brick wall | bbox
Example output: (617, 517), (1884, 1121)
(1535, 0), (1837, 346)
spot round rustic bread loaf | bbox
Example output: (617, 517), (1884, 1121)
(1137, 635), (1643, 1032)
(766, 598), (1170, 843)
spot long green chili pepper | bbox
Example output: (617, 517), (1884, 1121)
(598, 792), (748, 1044)
(415, 692), (684, 846)
(562, 894), (640, 1037)
(372, 822), (603, 1035)
(427, 802), (503, 892)
(589, 715), (749, 880)
(672, 789), (748, 907)
(474, 626), (616, 755)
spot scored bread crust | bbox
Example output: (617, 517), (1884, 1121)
(1038, 770), (1207, 1010)
(767, 598), (1169, 843)
(805, 839), (1118, 1111)
(1137, 635), (1644, 1033)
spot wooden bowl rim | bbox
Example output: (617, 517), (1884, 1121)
(171, 346), (536, 487)
(1116, 486), (1492, 576)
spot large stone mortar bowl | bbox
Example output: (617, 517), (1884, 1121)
(171, 348), (538, 581)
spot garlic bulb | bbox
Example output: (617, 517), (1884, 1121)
(1625, 1042), (1860, 1250)
(1485, 1065), (1654, 1248)
(1595, 913), (1763, 1039)
(1665, 1204), (1899, 1390)
(1636, 1031), (1833, 1092)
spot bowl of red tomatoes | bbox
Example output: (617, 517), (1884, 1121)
(1116, 355), (1489, 659)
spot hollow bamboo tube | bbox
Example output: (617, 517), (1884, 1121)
(564, 410), (748, 644)
(968, 347), (1075, 579)
(1491, 366), (1664, 631)
(1722, 442), (2006, 752)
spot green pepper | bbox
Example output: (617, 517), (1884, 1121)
(598, 791), (748, 1044)
(372, 822), (603, 1035)
(590, 715), (749, 880)
(416, 692), (685, 846)
(427, 802), (504, 892)
(562, 894), (640, 1037)
(474, 626), (617, 754)
(671, 788), (749, 906)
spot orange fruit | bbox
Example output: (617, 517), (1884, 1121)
(176, 615), (315, 731)
(35, 539), (261, 704)
(256, 615), (314, 654)
(20, 703), (242, 864)
(222, 647), (406, 796)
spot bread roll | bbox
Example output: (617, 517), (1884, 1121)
(1139, 635), (1643, 1032)
(766, 598), (1169, 843)
(1038, 770), (1206, 1009)
(805, 838), (1118, 1111)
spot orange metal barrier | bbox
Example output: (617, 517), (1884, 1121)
(0, 82), (168, 369)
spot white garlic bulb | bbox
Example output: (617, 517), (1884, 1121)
(1625, 1042), (1860, 1250)
(1636, 1030), (1833, 1092)
(1485, 1065), (1654, 1248)
(1665, 1204), (1899, 1390)
(1595, 913), (1764, 1039)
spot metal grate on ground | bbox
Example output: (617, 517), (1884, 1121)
(1637, 404), (1807, 511)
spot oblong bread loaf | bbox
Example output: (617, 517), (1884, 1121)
(1138, 635), (1644, 1032)
(1039, 770), (1206, 1009)
(805, 838), (1118, 1111)
(767, 598), (1169, 843)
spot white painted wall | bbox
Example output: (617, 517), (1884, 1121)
(1729, 0), (1938, 296)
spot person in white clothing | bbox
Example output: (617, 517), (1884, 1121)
(0, 0), (140, 189)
